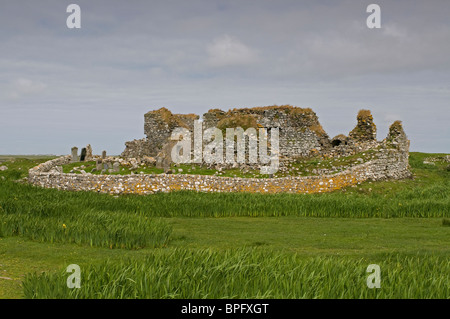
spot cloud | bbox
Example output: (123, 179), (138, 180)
(206, 35), (259, 67)
(0, 1), (449, 154)
(9, 78), (47, 100)
(382, 24), (407, 38)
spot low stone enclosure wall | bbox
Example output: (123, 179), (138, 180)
(28, 148), (411, 195)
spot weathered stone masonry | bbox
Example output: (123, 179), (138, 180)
(28, 106), (412, 195)
(122, 106), (331, 159)
(28, 144), (411, 195)
(120, 106), (405, 163)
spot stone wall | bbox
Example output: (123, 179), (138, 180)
(123, 106), (398, 162)
(121, 138), (152, 158)
(141, 108), (199, 157)
(209, 106), (332, 157)
(349, 109), (377, 142)
(193, 106), (331, 168)
(29, 155), (72, 174)
(124, 105), (333, 159)
(28, 141), (411, 195)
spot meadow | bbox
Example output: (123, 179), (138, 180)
(0, 152), (448, 298)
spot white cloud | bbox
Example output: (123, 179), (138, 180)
(382, 24), (407, 38)
(9, 78), (47, 100)
(206, 35), (258, 67)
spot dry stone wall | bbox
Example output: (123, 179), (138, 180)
(28, 147), (411, 195)
(29, 155), (72, 174)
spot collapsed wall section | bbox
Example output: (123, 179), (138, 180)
(121, 138), (152, 158)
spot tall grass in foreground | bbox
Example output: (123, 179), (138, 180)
(1, 178), (449, 219)
(23, 249), (449, 299)
(0, 191), (172, 249)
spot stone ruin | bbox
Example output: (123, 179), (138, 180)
(122, 106), (330, 160)
(121, 106), (411, 172)
(27, 105), (413, 195)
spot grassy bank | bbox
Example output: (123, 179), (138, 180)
(0, 152), (448, 299)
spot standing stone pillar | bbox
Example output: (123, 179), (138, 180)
(80, 148), (87, 162)
(96, 159), (103, 171)
(86, 144), (93, 161)
(102, 150), (107, 160)
(71, 147), (79, 163)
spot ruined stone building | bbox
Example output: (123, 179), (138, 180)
(28, 106), (412, 195)
(121, 105), (409, 166)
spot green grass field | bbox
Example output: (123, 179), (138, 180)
(0, 152), (449, 298)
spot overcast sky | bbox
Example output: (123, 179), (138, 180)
(0, 0), (449, 155)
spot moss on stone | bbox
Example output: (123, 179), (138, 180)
(216, 114), (258, 131)
(388, 120), (404, 136)
(349, 109), (377, 141)
(144, 107), (191, 129)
